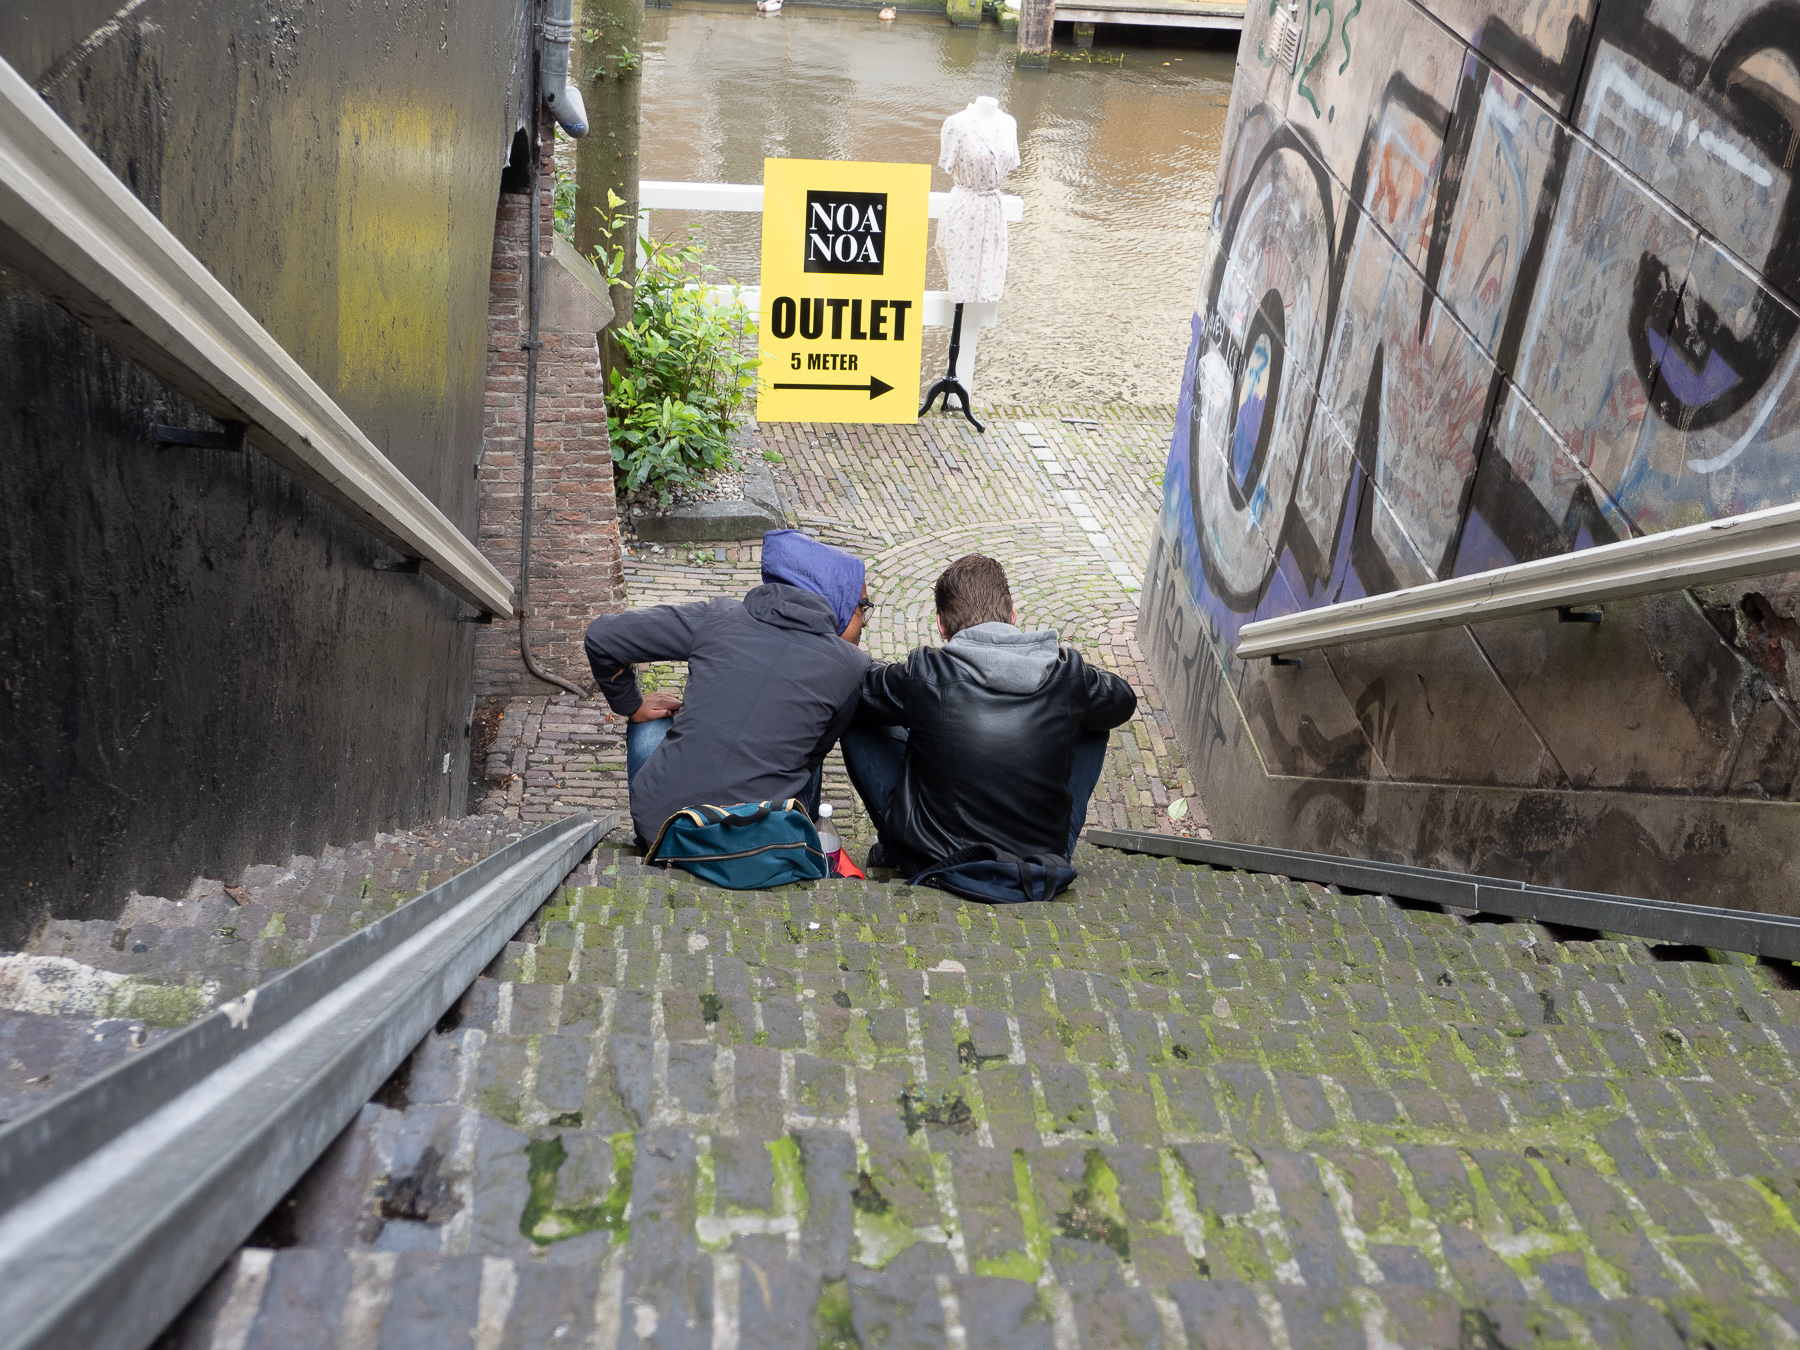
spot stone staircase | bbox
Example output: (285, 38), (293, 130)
(174, 840), (1800, 1348)
(0, 815), (529, 1124)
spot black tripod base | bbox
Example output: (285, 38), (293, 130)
(919, 376), (985, 433)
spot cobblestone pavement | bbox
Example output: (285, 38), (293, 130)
(178, 842), (1800, 1348)
(474, 404), (1204, 850)
(24, 404), (1800, 1347)
(0, 815), (529, 1123)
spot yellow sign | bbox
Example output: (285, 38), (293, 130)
(757, 158), (930, 424)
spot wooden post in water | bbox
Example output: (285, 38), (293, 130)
(1016, 0), (1053, 68)
(574, 0), (643, 377)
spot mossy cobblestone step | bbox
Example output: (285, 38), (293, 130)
(0, 816), (530, 1123)
(172, 842), (1800, 1348)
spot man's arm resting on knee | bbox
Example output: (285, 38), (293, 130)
(584, 602), (712, 719)
(1078, 661), (1138, 731)
(856, 658), (916, 727)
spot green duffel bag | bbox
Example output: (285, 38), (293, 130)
(645, 799), (830, 889)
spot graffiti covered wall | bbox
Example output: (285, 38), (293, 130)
(1145, 0), (1800, 908)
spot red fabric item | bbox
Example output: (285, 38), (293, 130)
(834, 850), (866, 879)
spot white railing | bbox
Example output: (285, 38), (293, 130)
(0, 58), (513, 616)
(1232, 501), (1800, 659)
(640, 180), (1025, 224)
(639, 180), (1024, 398)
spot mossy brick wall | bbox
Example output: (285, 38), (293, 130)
(476, 123), (627, 699)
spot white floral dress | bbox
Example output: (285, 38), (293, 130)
(936, 108), (1020, 304)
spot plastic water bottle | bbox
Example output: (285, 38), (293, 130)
(817, 803), (843, 875)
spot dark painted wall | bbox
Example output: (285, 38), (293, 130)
(1147, 0), (1800, 912)
(0, 0), (533, 946)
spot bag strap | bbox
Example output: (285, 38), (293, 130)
(658, 801), (804, 845)
(1000, 849), (1034, 902)
(716, 803), (775, 828)
(1025, 853), (1071, 903)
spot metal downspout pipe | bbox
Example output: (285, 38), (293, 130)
(519, 0), (588, 699)
(541, 0), (589, 138)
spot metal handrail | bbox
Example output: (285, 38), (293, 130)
(0, 811), (610, 1350)
(1233, 500), (1800, 658)
(0, 57), (514, 617)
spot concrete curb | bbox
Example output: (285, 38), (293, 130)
(628, 451), (787, 544)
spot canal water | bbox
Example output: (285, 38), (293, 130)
(638, 4), (1235, 406)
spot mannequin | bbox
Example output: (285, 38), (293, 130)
(920, 96), (1020, 432)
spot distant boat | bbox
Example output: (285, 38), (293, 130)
(878, 5), (897, 15)
(756, 0), (782, 12)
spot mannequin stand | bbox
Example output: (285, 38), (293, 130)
(918, 302), (986, 433)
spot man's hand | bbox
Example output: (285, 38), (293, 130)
(629, 690), (683, 723)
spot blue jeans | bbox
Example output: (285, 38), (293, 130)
(625, 716), (823, 818)
(839, 722), (1109, 861)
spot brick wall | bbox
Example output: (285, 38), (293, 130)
(475, 118), (626, 698)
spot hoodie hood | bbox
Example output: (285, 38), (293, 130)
(944, 622), (1061, 693)
(743, 582), (843, 638)
(760, 529), (865, 631)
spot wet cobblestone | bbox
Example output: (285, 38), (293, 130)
(473, 405), (1203, 849)
(177, 845), (1800, 1348)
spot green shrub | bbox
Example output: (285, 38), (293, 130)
(552, 160), (579, 239)
(591, 193), (759, 505)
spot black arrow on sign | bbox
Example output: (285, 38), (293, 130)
(772, 376), (894, 400)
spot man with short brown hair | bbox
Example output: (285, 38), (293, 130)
(842, 553), (1135, 873)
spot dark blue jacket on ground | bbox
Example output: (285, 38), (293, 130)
(585, 584), (870, 841)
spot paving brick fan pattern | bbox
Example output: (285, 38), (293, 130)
(475, 407), (1201, 847)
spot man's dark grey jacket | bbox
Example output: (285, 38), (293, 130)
(585, 584), (869, 841)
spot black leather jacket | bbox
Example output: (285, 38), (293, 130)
(857, 640), (1136, 865)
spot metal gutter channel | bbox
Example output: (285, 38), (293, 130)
(0, 57), (514, 618)
(1088, 828), (1800, 961)
(0, 811), (612, 1350)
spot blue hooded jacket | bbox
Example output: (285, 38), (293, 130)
(760, 529), (865, 632)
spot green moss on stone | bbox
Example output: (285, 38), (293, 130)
(1056, 1148), (1130, 1258)
(520, 1131), (634, 1245)
(975, 1150), (1052, 1283)
(814, 1278), (861, 1349)
(852, 1169), (917, 1268)
(1200, 1210), (1275, 1281)
(771, 1134), (810, 1222)
(108, 979), (211, 1028)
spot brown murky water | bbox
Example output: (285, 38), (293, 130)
(637, 4), (1235, 406)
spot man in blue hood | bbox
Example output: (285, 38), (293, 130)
(585, 530), (871, 844)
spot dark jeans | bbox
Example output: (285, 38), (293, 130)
(626, 716), (822, 820)
(839, 722), (1109, 862)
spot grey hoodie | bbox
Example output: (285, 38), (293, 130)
(944, 622), (1061, 693)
